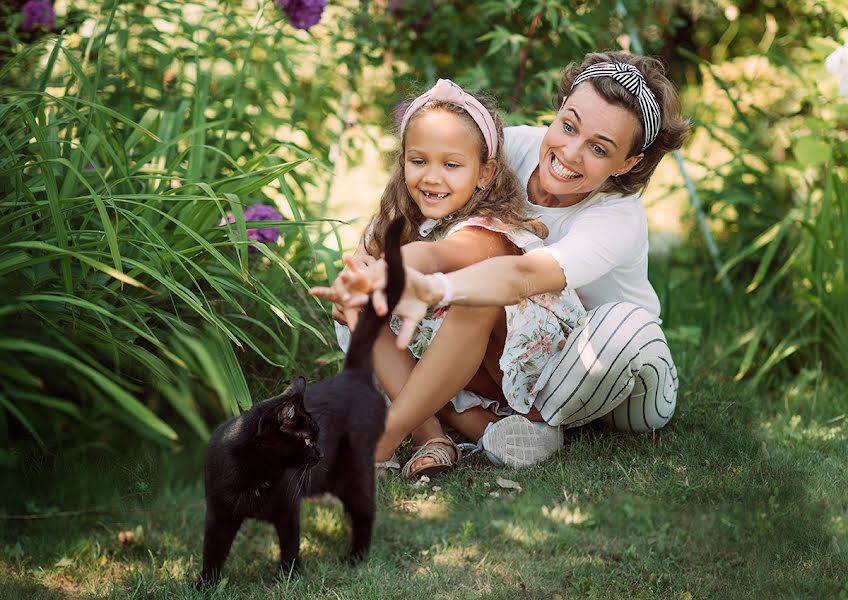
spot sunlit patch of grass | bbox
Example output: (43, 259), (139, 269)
(2, 319), (848, 598)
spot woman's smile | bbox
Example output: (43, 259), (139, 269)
(549, 154), (581, 180)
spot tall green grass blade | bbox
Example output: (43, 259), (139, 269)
(8, 390), (82, 419)
(20, 111), (73, 293)
(154, 378), (211, 441)
(187, 64), (209, 185)
(0, 392), (44, 447)
(0, 340), (177, 441)
(8, 241), (152, 292)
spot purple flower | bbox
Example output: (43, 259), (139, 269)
(21, 0), (55, 32)
(219, 204), (285, 252)
(275, 0), (327, 30)
(386, 0), (433, 34)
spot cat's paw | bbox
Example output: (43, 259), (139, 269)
(348, 545), (370, 563)
(194, 575), (217, 591)
(278, 558), (302, 579)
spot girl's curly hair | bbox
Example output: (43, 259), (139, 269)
(365, 93), (546, 256)
(555, 51), (691, 196)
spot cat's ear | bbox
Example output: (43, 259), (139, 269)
(282, 376), (306, 400)
(257, 376), (307, 436)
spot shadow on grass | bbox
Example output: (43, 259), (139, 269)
(1, 372), (846, 598)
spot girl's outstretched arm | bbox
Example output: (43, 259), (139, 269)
(399, 227), (519, 275)
(310, 227), (518, 327)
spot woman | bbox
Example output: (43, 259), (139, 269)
(317, 51), (691, 474)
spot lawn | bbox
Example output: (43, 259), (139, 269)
(2, 292), (846, 598)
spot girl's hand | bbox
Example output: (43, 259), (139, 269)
(310, 253), (376, 328)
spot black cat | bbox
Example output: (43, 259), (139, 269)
(198, 217), (406, 585)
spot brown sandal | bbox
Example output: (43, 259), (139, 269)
(401, 436), (460, 480)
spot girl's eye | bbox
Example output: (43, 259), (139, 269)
(446, 162), (460, 169)
(410, 158), (424, 165)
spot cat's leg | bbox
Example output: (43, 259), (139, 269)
(337, 457), (376, 560)
(273, 500), (302, 576)
(197, 506), (242, 586)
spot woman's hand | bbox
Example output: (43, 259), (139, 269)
(311, 256), (446, 349)
(358, 263), (446, 348)
(389, 268), (445, 348)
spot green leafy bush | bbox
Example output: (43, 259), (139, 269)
(684, 35), (848, 382)
(0, 1), (351, 449)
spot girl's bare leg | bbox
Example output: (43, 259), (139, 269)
(435, 309), (545, 444)
(376, 305), (507, 465)
(371, 326), (447, 461)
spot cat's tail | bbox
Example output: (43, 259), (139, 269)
(343, 217), (406, 372)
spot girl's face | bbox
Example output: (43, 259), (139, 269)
(538, 82), (644, 206)
(403, 110), (496, 221)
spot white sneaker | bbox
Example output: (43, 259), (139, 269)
(480, 415), (564, 468)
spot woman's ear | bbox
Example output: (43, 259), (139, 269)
(614, 152), (644, 177)
(477, 159), (497, 190)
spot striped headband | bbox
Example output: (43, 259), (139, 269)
(400, 79), (498, 160)
(570, 62), (662, 150)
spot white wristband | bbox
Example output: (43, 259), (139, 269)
(432, 272), (455, 308)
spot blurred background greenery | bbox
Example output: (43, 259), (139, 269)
(1, 2), (848, 597)
(0, 0), (846, 483)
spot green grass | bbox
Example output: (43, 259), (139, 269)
(1, 354), (846, 599)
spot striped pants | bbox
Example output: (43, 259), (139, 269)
(535, 302), (678, 432)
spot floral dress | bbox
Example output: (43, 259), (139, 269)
(389, 217), (586, 416)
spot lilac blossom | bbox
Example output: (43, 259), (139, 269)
(275, 0), (327, 30)
(219, 204), (284, 252)
(387, 0), (433, 34)
(21, 0), (55, 32)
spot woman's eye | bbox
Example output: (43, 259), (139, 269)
(562, 122), (574, 133)
(592, 145), (606, 156)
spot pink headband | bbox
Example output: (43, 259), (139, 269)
(399, 79), (498, 160)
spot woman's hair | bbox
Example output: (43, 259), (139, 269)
(555, 51), (691, 196)
(365, 93), (546, 256)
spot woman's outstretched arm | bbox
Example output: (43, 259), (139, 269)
(312, 250), (568, 348)
(312, 227), (519, 329)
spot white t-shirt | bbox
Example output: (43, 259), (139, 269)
(504, 126), (661, 317)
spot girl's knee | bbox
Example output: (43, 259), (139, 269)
(445, 304), (502, 326)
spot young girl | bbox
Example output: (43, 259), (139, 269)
(314, 79), (584, 479)
(321, 52), (691, 473)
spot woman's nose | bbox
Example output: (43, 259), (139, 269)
(560, 140), (582, 164)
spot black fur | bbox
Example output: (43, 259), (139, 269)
(198, 217), (406, 585)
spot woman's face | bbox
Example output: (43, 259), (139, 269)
(537, 82), (644, 205)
